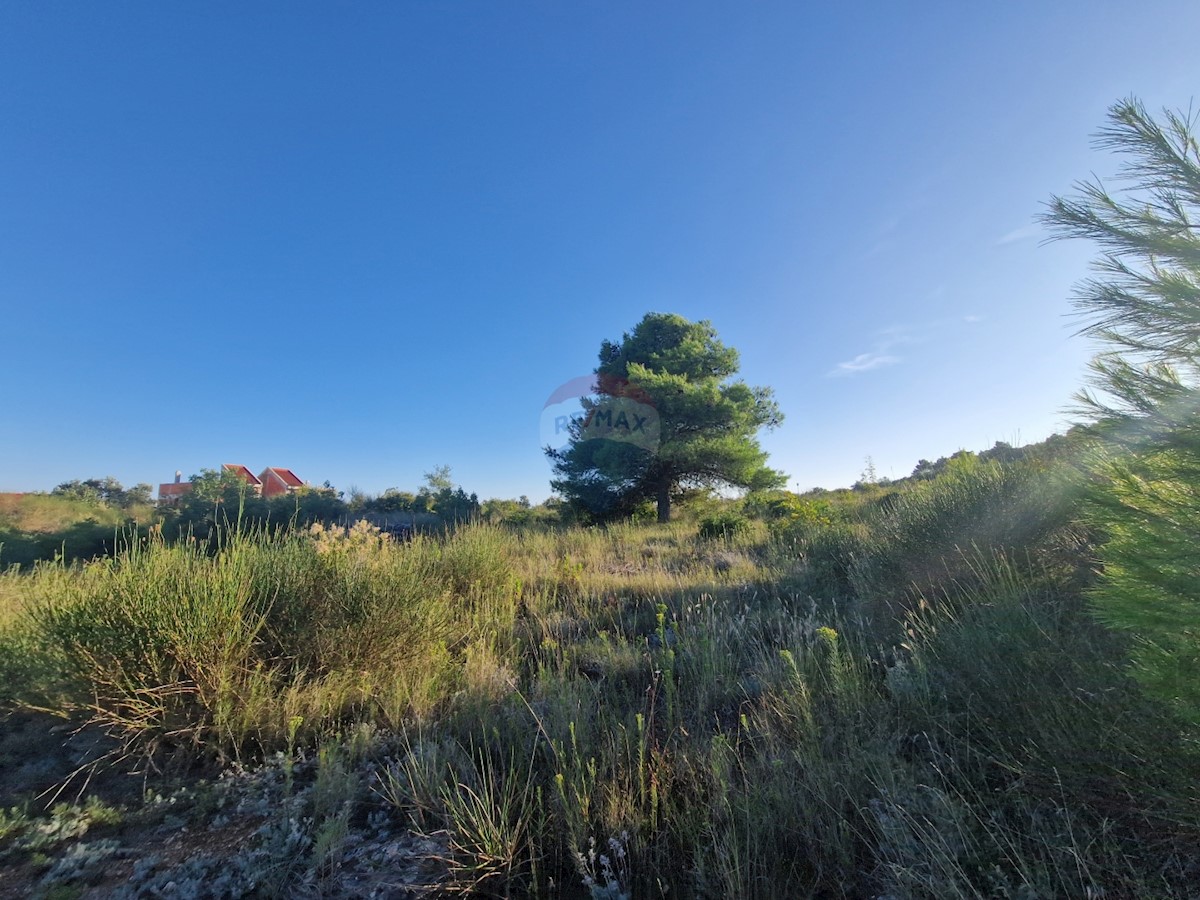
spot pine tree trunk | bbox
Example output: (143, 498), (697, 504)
(657, 481), (671, 523)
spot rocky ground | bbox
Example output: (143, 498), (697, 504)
(0, 712), (451, 899)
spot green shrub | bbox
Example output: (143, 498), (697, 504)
(856, 454), (1079, 596)
(780, 455), (1085, 634)
(27, 524), (516, 757)
(779, 518), (871, 601)
(876, 555), (1200, 896)
(697, 512), (749, 541)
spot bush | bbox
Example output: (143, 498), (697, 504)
(698, 512), (749, 541)
(876, 556), (1200, 896)
(856, 454), (1078, 590)
(28, 523), (516, 757)
(781, 454), (1085, 633)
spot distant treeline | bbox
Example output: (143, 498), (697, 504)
(1, 435), (1080, 569)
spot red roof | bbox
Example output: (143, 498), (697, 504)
(262, 467), (303, 487)
(222, 464), (262, 485)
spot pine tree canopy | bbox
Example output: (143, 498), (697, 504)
(1044, 97), (1200, 721)
(548, 312), (784, 523)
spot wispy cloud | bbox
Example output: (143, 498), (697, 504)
(996, 224), (1040, 246)
(828, 323), (917, 377)
(829, 352), (901, 376)
(830, 312), (988, 379)
(827, 316), (973, 378)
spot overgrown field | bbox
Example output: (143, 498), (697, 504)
(0, 454), (1198, 898)
(0, 493), (156, 571)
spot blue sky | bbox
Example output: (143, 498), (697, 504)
(1, 2), (1197, 499)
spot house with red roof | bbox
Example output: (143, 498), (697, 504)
(224, 465), (262, 493)
(258, 467), (305, 498)
(157, 478), (191, 505)
(158, 464), (302, 505)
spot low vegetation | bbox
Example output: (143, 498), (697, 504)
(1, 442), (1197, 896)
(0, 491), (155, 570)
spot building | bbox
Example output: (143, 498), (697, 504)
(258, 467), (305, 498)
(157, 464), (302, 505)
(224, 465), (263, 495)
(157, 472), (191, 506)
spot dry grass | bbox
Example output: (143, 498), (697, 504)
(0, 493), (149, 534)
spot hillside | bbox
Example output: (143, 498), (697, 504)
(0, 493), (156, 569)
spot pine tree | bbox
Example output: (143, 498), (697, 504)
(1043, 97), (1200, 720)
(548, 313), (784, 523)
